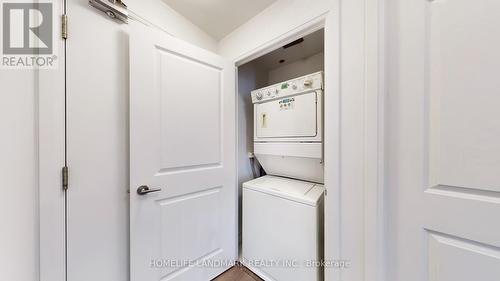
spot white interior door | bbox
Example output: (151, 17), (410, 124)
(387, 0), (500, 280)
(129, 23), (236, 281)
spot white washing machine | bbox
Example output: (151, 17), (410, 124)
(251, 71), (323, 183)
(242, 175), (325, 281)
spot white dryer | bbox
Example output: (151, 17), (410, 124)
(251, 72), (323, 183)
(242, 175), (325, 281)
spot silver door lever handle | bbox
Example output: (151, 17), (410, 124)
(137, 185), (162, 195)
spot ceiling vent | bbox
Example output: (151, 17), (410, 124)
(283, 38), (304, 49)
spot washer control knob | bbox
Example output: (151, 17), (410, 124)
(304, 80), (313, 87)
(256, 92), (263, 100)
(292, 84), (298, 90)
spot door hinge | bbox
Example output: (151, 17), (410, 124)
(62, 166), (69, 191)
(61, 14), (68, 39)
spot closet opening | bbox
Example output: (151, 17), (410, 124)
(235, 28), (325, 281)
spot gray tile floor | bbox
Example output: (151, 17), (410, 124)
(212, 265), (263, 281)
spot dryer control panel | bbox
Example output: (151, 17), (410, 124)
(251, 71), (323, 104)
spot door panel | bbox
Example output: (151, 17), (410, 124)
(158, 50), (222, 170)
(158, 187), (223, 278)
(130, 23), (236, 281)
(428, 232), (500, 281)
(427, 0), (500, 192)
(388, 0), (500, 280)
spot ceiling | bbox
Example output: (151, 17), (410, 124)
(162, 0), (278, 40)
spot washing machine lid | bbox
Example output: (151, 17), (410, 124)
(242, 175), (324, 206)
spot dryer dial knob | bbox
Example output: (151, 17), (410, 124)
(256, 92), (263, 100)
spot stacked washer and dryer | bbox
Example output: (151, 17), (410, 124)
(242, 71), (325, 281)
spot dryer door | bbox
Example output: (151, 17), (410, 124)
(255, 91), (318, 139)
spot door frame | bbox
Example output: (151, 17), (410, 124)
(38, 0), (67, 279)
(363, 0), (386, 280)
(38, 60), (67, 281)
(231, 1), (387, 280)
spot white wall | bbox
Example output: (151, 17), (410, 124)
(219, 1), (371, 281)
(268, 52), (325, 84)
(67, 1), (217, 281)
(236, 62), (268, 248)
(237, 62), (267, 188)
(0, 70), (38, 281)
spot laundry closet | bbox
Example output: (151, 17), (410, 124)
(236, 29), (325, 281)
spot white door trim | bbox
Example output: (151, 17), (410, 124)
(363, 0), (386, 280)
(39, 1), (67, 279)
(38, 64), (67, 281)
